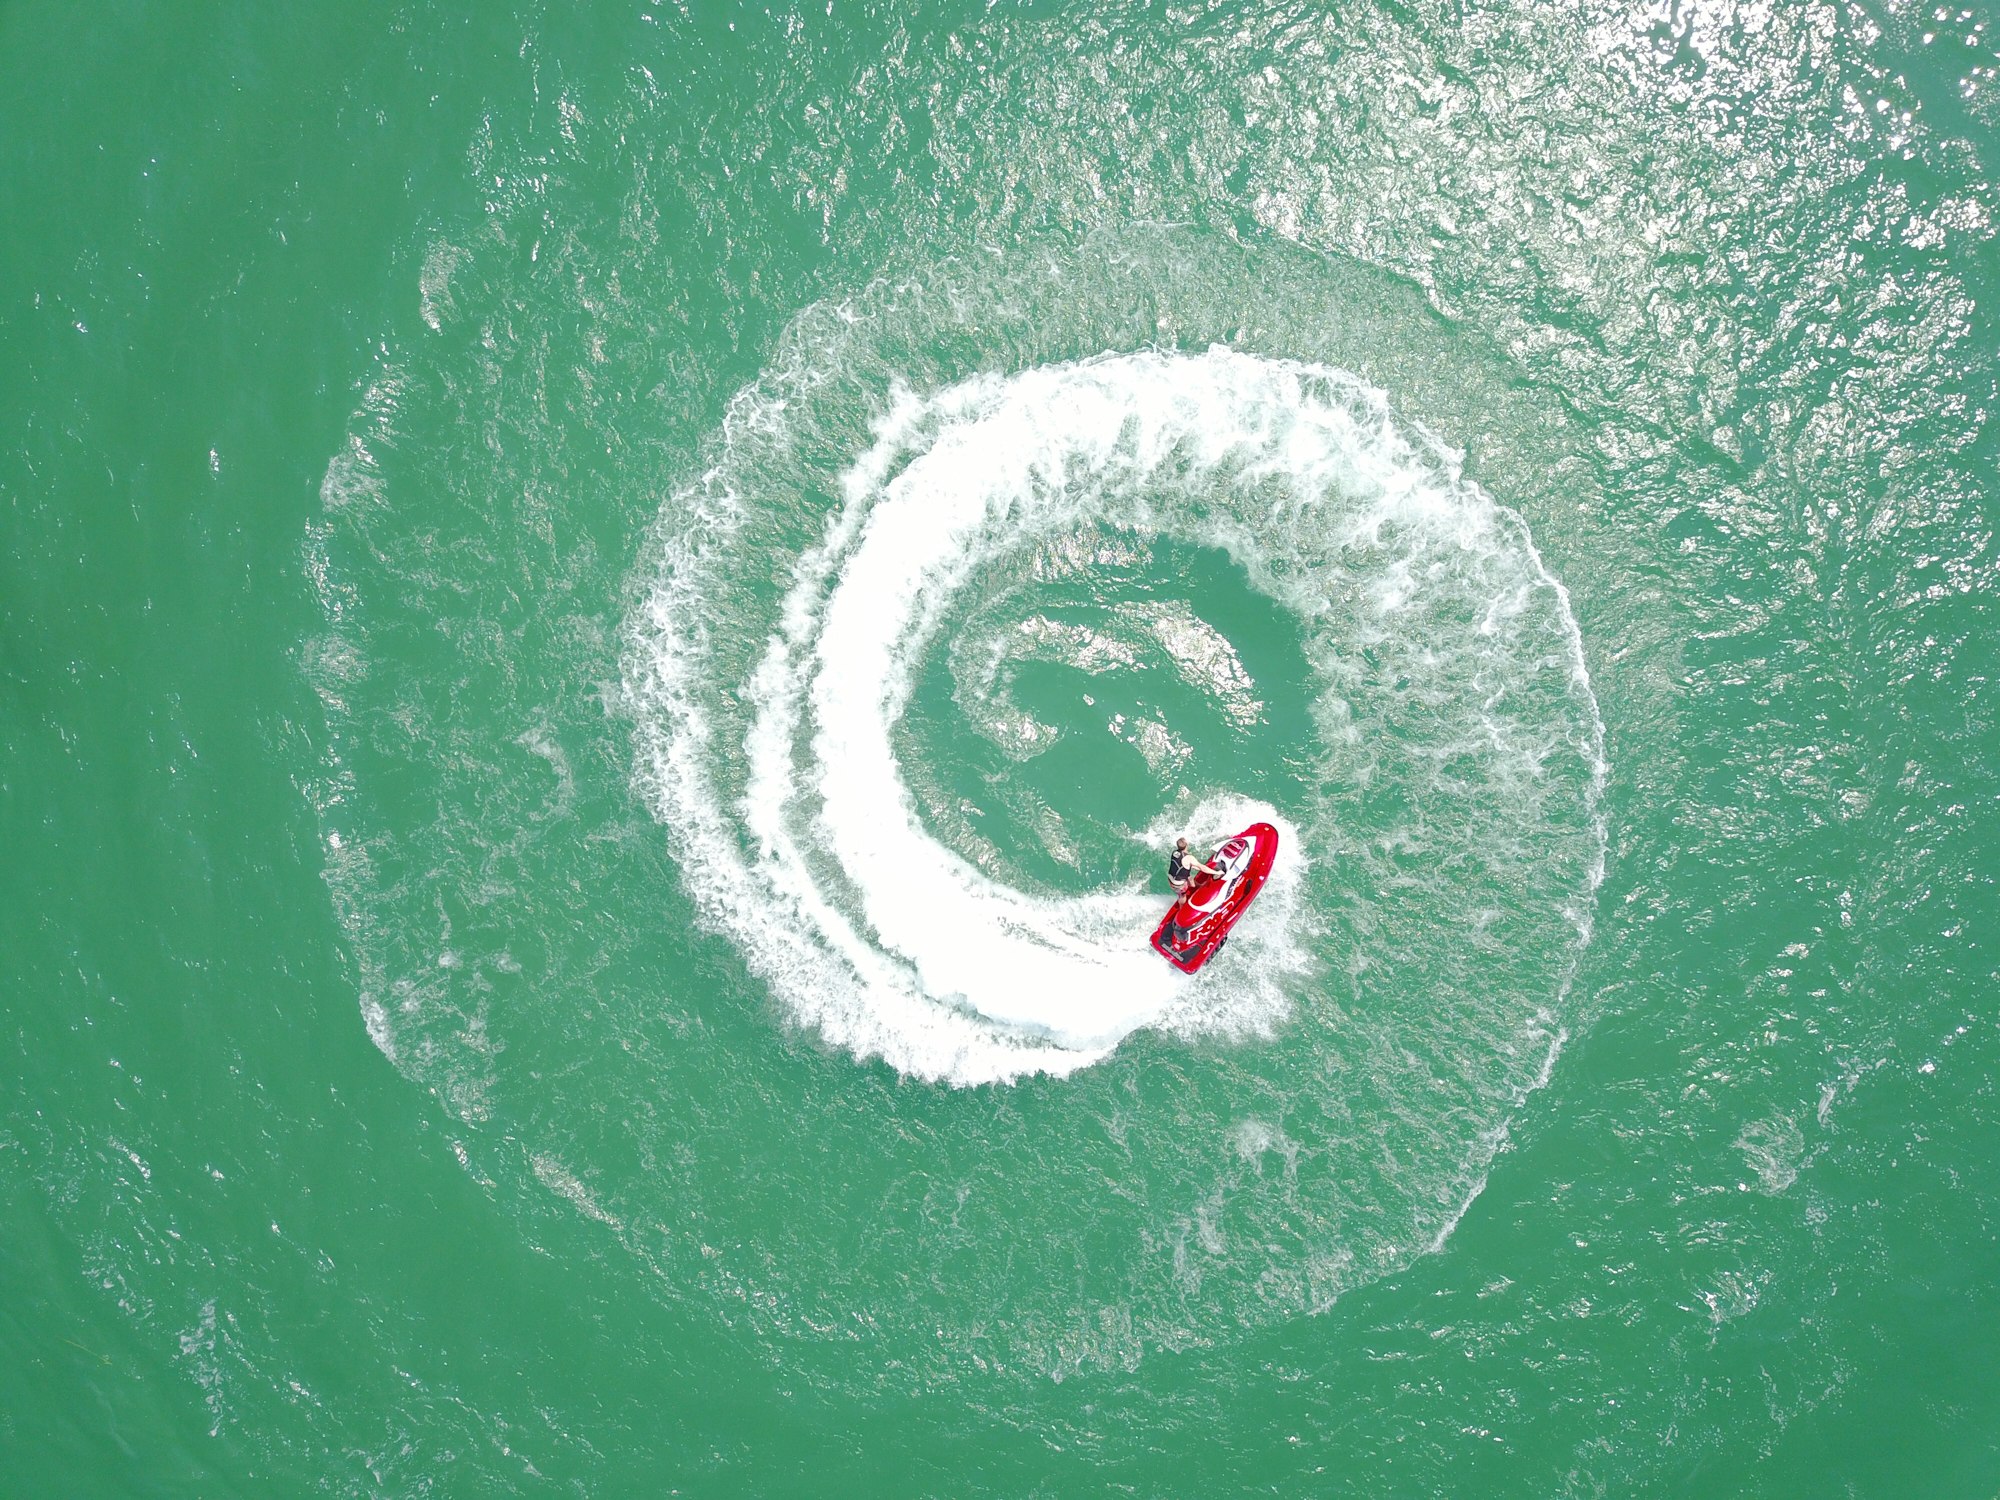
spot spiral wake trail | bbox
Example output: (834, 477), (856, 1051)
(624, 343), (1605, 1085)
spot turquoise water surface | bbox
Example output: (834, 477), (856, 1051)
(5, 0), (1999, 1493)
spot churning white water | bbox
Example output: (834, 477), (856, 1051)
(626, 346), (1604, 1085)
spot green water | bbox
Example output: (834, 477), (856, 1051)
(5, 0), (1999, 1494)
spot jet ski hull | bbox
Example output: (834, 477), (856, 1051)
(1151, 822), (1279, 974)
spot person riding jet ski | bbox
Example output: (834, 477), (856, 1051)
(1152, 822), (1280, 974)
(1167, 837), (1220, 893)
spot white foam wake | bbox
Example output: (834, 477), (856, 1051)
(626, 346), (1600, 1085)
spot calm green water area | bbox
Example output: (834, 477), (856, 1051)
(6, 0), (2000, 1493)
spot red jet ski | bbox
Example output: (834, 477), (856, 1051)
(1151, 822), (1279, 974)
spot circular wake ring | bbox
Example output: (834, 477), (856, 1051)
(625, 346), (1605, 1086)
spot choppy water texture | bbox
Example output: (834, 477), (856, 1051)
(5, 0), (1999, 1494)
